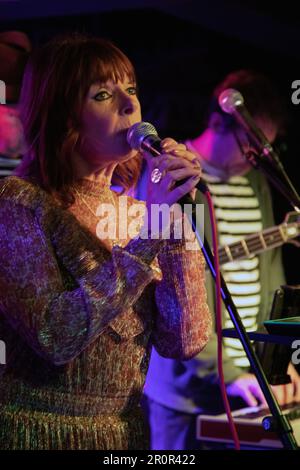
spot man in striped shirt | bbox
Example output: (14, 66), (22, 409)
(144, 70), (300, 449)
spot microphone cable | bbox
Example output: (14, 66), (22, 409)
(204, 187), (241, 450)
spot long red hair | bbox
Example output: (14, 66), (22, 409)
(15, 33), (142, 206)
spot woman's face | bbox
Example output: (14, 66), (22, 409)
(78, 76), (142, 168)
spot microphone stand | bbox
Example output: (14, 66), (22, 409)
(244, 149), (300, 212)
(180, 191), (298, 450)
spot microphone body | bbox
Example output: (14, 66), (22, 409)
(127, 122), (162, 156)
(127, 122), (208, 194)
(218, 88), (277, 162)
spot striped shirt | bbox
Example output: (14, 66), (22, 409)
(204, 171), (263, 368)
(0, 156), (21, 178)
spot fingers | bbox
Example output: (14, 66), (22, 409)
(284, 382), (295, 404)
(160, 138), (185, 151)
(293, 376), (300, 402)
(240, 389), (259, 407)
(271, 385), (285, 406)
(169, 174), (201, 202)
(145, 137), (200, 166)
(164, 167), (201, 189)
(249, 383), (268, 407)
(294, 386), (300, 403)
(147, 154), (200, 176)
(226, 371), (300, 412)
(271, 383), (295, 406)
(160, 139), (196, 160)
(166, 148), (201, 167)
(226, 374), (266, 408)
(144, 138), (202, 207)
(159, 156), (199, 173)
(287, 363), (300, 402)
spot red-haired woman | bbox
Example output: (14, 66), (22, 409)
(0, 34), (211, 450)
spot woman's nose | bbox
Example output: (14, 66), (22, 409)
(119, 93), (137, 116)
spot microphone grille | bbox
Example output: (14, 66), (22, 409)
(127, 121), (158, 150)
(218, 88), (244, 114)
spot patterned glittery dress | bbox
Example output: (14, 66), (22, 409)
(0, 176), (211, 450)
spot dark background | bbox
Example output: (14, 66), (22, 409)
(1, 0), (300, 285)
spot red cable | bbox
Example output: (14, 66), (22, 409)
(204, 189), (241, 450)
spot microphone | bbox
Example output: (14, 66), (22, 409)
(127, 122), (163, 156)
(127, 121), (208, 193)
(218, 88), (279, 164)
(219, 89), (300, 211)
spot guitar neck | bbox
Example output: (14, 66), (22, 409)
(218, 223), (295, 265)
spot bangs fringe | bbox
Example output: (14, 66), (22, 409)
(88, 44), (136, 88)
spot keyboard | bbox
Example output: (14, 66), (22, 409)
(197, 402), (300, 449)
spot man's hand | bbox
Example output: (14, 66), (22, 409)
(227, 365), (300, 408)
(270, 363), (300, 406)
(226, 373), (267, 407)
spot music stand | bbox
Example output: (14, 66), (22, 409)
(258, 285), (300, 385)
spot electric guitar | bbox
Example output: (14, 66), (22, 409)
(214, 211), (300, 266)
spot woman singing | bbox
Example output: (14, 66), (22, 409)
(0, 34), (211, 450)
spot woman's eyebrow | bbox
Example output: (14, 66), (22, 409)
(90, 79), (136, 90)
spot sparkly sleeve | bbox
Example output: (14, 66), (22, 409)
(0, 200), (163, 366)
(151, 225), (212, 360)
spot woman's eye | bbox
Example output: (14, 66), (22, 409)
(127, 86), (137, 96)
(94, 91), (111, 101)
